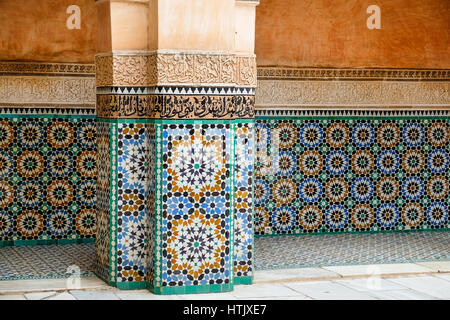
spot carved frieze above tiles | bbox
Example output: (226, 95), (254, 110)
(95, 52), (257, 88)
(256, 79), (450, 109)
(0, 62), (96, 108)
(0, 76), (95, 107)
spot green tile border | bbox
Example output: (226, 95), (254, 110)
(233, 276), (253, 285)
(116, 281), (148, 290)
(151, 283), (233, 295)
(0, 238), (95, 247)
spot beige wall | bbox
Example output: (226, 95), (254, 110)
(255, 0), (450, 69)
(0, 0), (97, 63)
(154, 0), (235, 52)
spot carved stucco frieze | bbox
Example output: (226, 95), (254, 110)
(257, 67), (450, 81)
(95, 52), (257, 87)
(255, 79), (450, 108)
(0, 62), (95, 75)
(0, 76), (95, 106)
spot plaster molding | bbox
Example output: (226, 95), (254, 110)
(0, 76), (95, 107)
(256, 79), (450, 109)
(0, 62), (95, 76)
(95, 52), (257, 88)
(257, 67), (450, 81)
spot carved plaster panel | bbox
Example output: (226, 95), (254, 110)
(95, 52), (257, 88)
(0, 76), (95, 107)
(257, 67), (450, 81)
(256, 79), (449, 109)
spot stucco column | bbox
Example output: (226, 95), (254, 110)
(95, 0), (258, 294)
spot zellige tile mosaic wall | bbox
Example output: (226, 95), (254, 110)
(254, 110), (450, 236)
(0, 115), (97, 246)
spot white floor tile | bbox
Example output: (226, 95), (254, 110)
(365, 289), (438, 300)
(231, 283), (301, 299)
(323, 263), (432, 277)
(284, 281), (377, 300)
(415, 261), (450, 273)
(254, 267), (340, 283)
(47, 292), (76, 300)
(0, 294), (26, 300)
(335, 278), (408, 292)
(69, 289), (120, 300)
(386, 275), (450, 299)
(24, 291), (57, 300)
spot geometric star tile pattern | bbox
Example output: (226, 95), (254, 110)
(254, 116), (450, 235)
(234, 121), (254, 280)
(160, 122), (233, 288)
(95, 120), (112, 283)
(0, 116), (97, 244)
(117, 122), (155, 285)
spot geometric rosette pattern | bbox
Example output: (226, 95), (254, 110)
(0, 117), (97, 243)
(161, 123), (233, 288)
(255, 116), (450, 235)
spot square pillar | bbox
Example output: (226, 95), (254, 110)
(95, 52), (256, 294)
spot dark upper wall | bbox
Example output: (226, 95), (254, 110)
(0, 0), (97, 63)
(255, 0), (450, 69)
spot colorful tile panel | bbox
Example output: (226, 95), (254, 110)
(95, 120), (112, 282)
(117, 122), (155, 285)
(234, 121), (254, 279)
(0, 116), (97, 243)
(159, 122), (233, 288)
(254, 114), (450, 235)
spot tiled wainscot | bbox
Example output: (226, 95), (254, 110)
(0, 112), (97, 246)
(254, 110), (450, 236)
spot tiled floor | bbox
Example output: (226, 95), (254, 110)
(255, 231), (450, 270)
(0, 243), (95, 281)
(1, 231), (449, 281)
